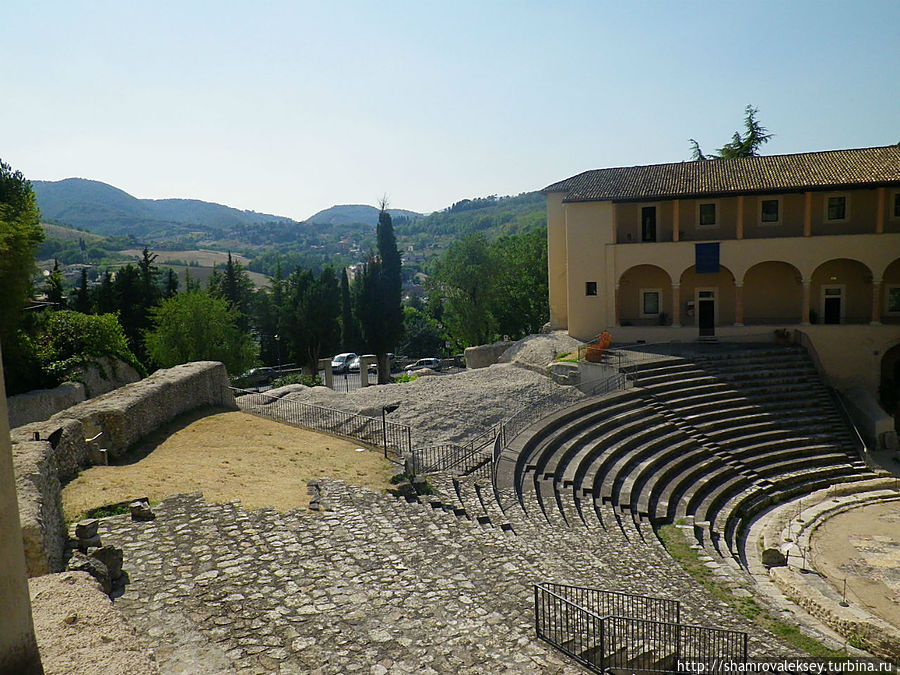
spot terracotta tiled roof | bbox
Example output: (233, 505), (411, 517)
(543, 145), (900, 202)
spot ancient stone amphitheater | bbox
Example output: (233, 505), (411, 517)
(14, 346), (900, 672)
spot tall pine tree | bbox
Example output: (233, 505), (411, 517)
(356, 206), (403, 383)
(340, 267), (359, 351)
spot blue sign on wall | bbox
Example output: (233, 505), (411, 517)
(695, 243), (720, 274)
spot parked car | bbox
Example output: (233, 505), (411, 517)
(331, 352), (357, 374)
(239, 367), (277, 386)
(405, 357), (441, 372)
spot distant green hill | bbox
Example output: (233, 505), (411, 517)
(32, 178), (296, 237)
(306, 204), (423, 226)
(396, 192), (545, 241)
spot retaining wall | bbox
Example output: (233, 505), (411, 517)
(7, 382), (85, 430)
(10, 361), (236, 577)
(7, 356), (141, 429)
(465, 341), (514, 370)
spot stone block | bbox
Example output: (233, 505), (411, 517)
(130, 500), (155, 521)
(761, 547), (787, 568)
(90, 546), (124, 580)
(67, 552), (112, 594)
(464, 341), (514, 370)
(74, 519), (99, 540)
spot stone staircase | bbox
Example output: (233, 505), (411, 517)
(97, 479), (795, 673)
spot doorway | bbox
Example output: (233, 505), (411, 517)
(822, 286), (844, 324)
(697, 289), (716, 337)
(641, 207), (657, 242)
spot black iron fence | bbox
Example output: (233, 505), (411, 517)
(409, 425), (498, 477)
(534, 583), (748, 673)
(538, 583), (679, 624)
(491, 371), (627, 488)
(232, 387), (412, 461)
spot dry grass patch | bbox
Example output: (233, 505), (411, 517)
(62, 407), (393, 520)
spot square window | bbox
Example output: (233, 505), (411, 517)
(699, 202), (716, 226)
(887, 287), (900, 314)
(642, 291), (660, 315)
(761, 199), (779, 223)
(826, 196), (846, 220)
(585, 281), (597, 296)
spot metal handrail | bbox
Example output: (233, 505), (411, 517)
(534, 583), (748, 673)
(491, 370), (628, 489)
(232, 387), (412, 460)
(829, 387), (875, 469)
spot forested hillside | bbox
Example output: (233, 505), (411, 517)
(33, 178), (294, 237)
(31, 177), (548, 283)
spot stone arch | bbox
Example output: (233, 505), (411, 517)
(881, 258), (900, 325)
(742, 261), (803, 325)
(678, 264), (736, 327)
(810, 259), (872, 325)
(880, 342), (900, 428)
(618, 265), (673, 326)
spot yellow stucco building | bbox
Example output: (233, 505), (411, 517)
(543, 145), (900, 403)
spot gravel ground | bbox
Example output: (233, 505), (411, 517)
(30, 572), (159, 675)
(263, 361), (585, 447)
(497, 330), (584, 371)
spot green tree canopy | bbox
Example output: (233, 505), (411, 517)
(340, 266), (360, 352)
(33, 310), (145, 388)
(355, 207), (403, 382)
(284, 267), (341, 374)
(490, 228), (549, 339)
(0, 158), (43, 349)
(428, 232), (497, 348)
(144, 289), (257, 374)
(398, 306), (446, 358)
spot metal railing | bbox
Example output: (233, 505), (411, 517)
(232, 387), (412, 460)
(534, 583), (748, 673)
(409, 425), (499, 476)
(537, 583), (679, 624)
(491, 371), (628, 488)
(829, 387), (876, 470)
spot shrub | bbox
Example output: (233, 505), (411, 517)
(33, 310), (145, 387)
(271, 373), (322, 388)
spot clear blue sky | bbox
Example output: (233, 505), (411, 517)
(2, 1), (898, 220)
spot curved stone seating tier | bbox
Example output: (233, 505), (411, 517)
(537, 405), (652, 485)
(499, 344), (885, 576)
(504, 390), (641, 493)
(611, 436), (699, 511)
(588, 425), (690, 502)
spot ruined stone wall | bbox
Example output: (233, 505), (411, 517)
(6, 356), (141, 429)
(11, 361), (236, 576)
(51, 361), (236, 459)
(12, 440), (65, 576)
(78, 355), (142, 399)
(464, 341), (514, 370)
(7, 382), (85, 429)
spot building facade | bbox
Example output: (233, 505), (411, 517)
(543, 145), (900, 397)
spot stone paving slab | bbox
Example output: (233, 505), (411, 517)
(98, 480), (797, 674)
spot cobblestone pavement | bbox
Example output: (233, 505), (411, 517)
(98, 479), (796, 674)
